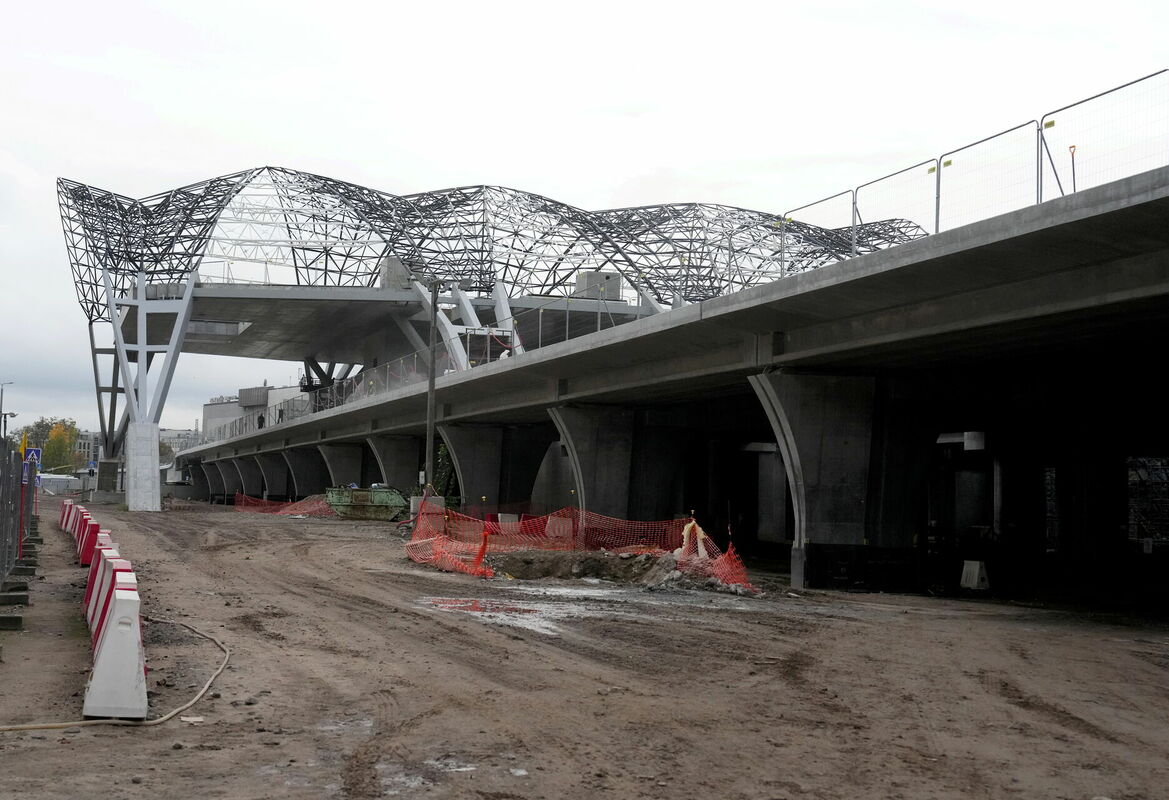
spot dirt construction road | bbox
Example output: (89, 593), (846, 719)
(2, 501), (1168, 799)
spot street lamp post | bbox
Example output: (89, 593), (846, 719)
(423, 278), (473, 493)
(2, 413), (17, 439)
(424, 280), (440, 491)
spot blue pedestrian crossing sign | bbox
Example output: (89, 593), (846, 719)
(24, 447), (41, 464)
(87, 460), (97, 469)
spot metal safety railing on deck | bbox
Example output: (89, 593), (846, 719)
(783, 69), (1169, 261)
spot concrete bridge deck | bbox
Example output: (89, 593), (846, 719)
(177, 167), (1169, 594)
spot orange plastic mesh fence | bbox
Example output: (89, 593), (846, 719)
(406, 499), (755, 590)
(233, 493), (337, 517)
(675, 520), (755, 590)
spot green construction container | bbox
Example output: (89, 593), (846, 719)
(325, 486), (408, 521)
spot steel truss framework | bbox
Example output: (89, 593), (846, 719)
(58, 166), (927, 322)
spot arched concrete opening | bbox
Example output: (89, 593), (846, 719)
(438, 423), (557, 512)
(214, 460), (244, 503)
(547, 406), (634, 518)
(530, 441), (576, 513)
(187, 462), (210, 501)
(437, 425), (502, 507)
(746, 358), (1165, 599)
(202, 460), (226, 503)
(749, 371), (876, 590)
(255, 453), (290, 500)
(541, 399), (782, 543)
(232, 457), (264, 498)
(367, 435), (422, 490)
(283, 447), (330, 499)
(318, 443), (364, 487)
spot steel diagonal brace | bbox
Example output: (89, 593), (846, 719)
(491, 281), (525, 354)
(411, 280), (471, 371)
(145, 274), (197, 424)
(101, 268), (142, 422)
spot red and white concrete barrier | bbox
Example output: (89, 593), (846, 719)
(82, 586), (147, 719)
(82, 536), (117, 610)
(55, 500), (149, 719)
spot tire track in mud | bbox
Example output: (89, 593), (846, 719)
(978, 669), (1118, 743)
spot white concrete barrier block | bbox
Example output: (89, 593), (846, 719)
(72, 510), (91, 540)
(960, 560), (989, 590)
(89, 556), (132, 631)
(83, 588), (147, 719)
(63, 504), (81, 537)
(83, 545), (119, 610)
(79, 520), (103, 565)
(95, 572), (139, 644)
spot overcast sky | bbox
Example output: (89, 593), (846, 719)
(0, 0), (1165, 433)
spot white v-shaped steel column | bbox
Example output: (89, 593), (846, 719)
(101, 270), (197, 511)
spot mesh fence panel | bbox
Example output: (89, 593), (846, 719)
(785, 191), (855, 235)
(1041, 71), (1169, 202)
(855, 161), (938, 235)
(233, 493), (336, 517)
(938, 123), (1038, 232)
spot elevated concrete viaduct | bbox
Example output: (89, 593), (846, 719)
(178, 168), (1169, 596)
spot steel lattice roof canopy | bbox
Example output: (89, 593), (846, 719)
(57, 165), (927, 326)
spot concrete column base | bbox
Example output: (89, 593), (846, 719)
(790, 545), (807, 590)
(96, 459), (120, 492)
(126, 422), (161, 512)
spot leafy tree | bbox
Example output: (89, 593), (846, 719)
(41, 420), (81, 472)
(159, 440), (175, 464)
(22, 416), (78, 448)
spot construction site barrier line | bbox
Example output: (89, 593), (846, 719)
(407, 496), (757, 590)
(0, 616), (230, 733)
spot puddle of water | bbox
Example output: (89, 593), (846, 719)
(315, 717), (374, 733)
(424, 756), (477, 773)
(506, 585), (626, 600)
(422, 596), (610, 635)
(376, 759), (431, 795)
(429, 598), (537, 614)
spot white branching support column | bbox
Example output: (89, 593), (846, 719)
(491, 281), (525, 355)
(411, 280), (471, 371)
(102, 271), (196, 511)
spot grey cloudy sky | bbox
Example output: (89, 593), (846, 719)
(0, 0), (1165, 432)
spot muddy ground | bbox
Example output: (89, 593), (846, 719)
(1, 500), (1168, 799)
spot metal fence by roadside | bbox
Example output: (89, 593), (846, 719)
(1, 441), (36, 587)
